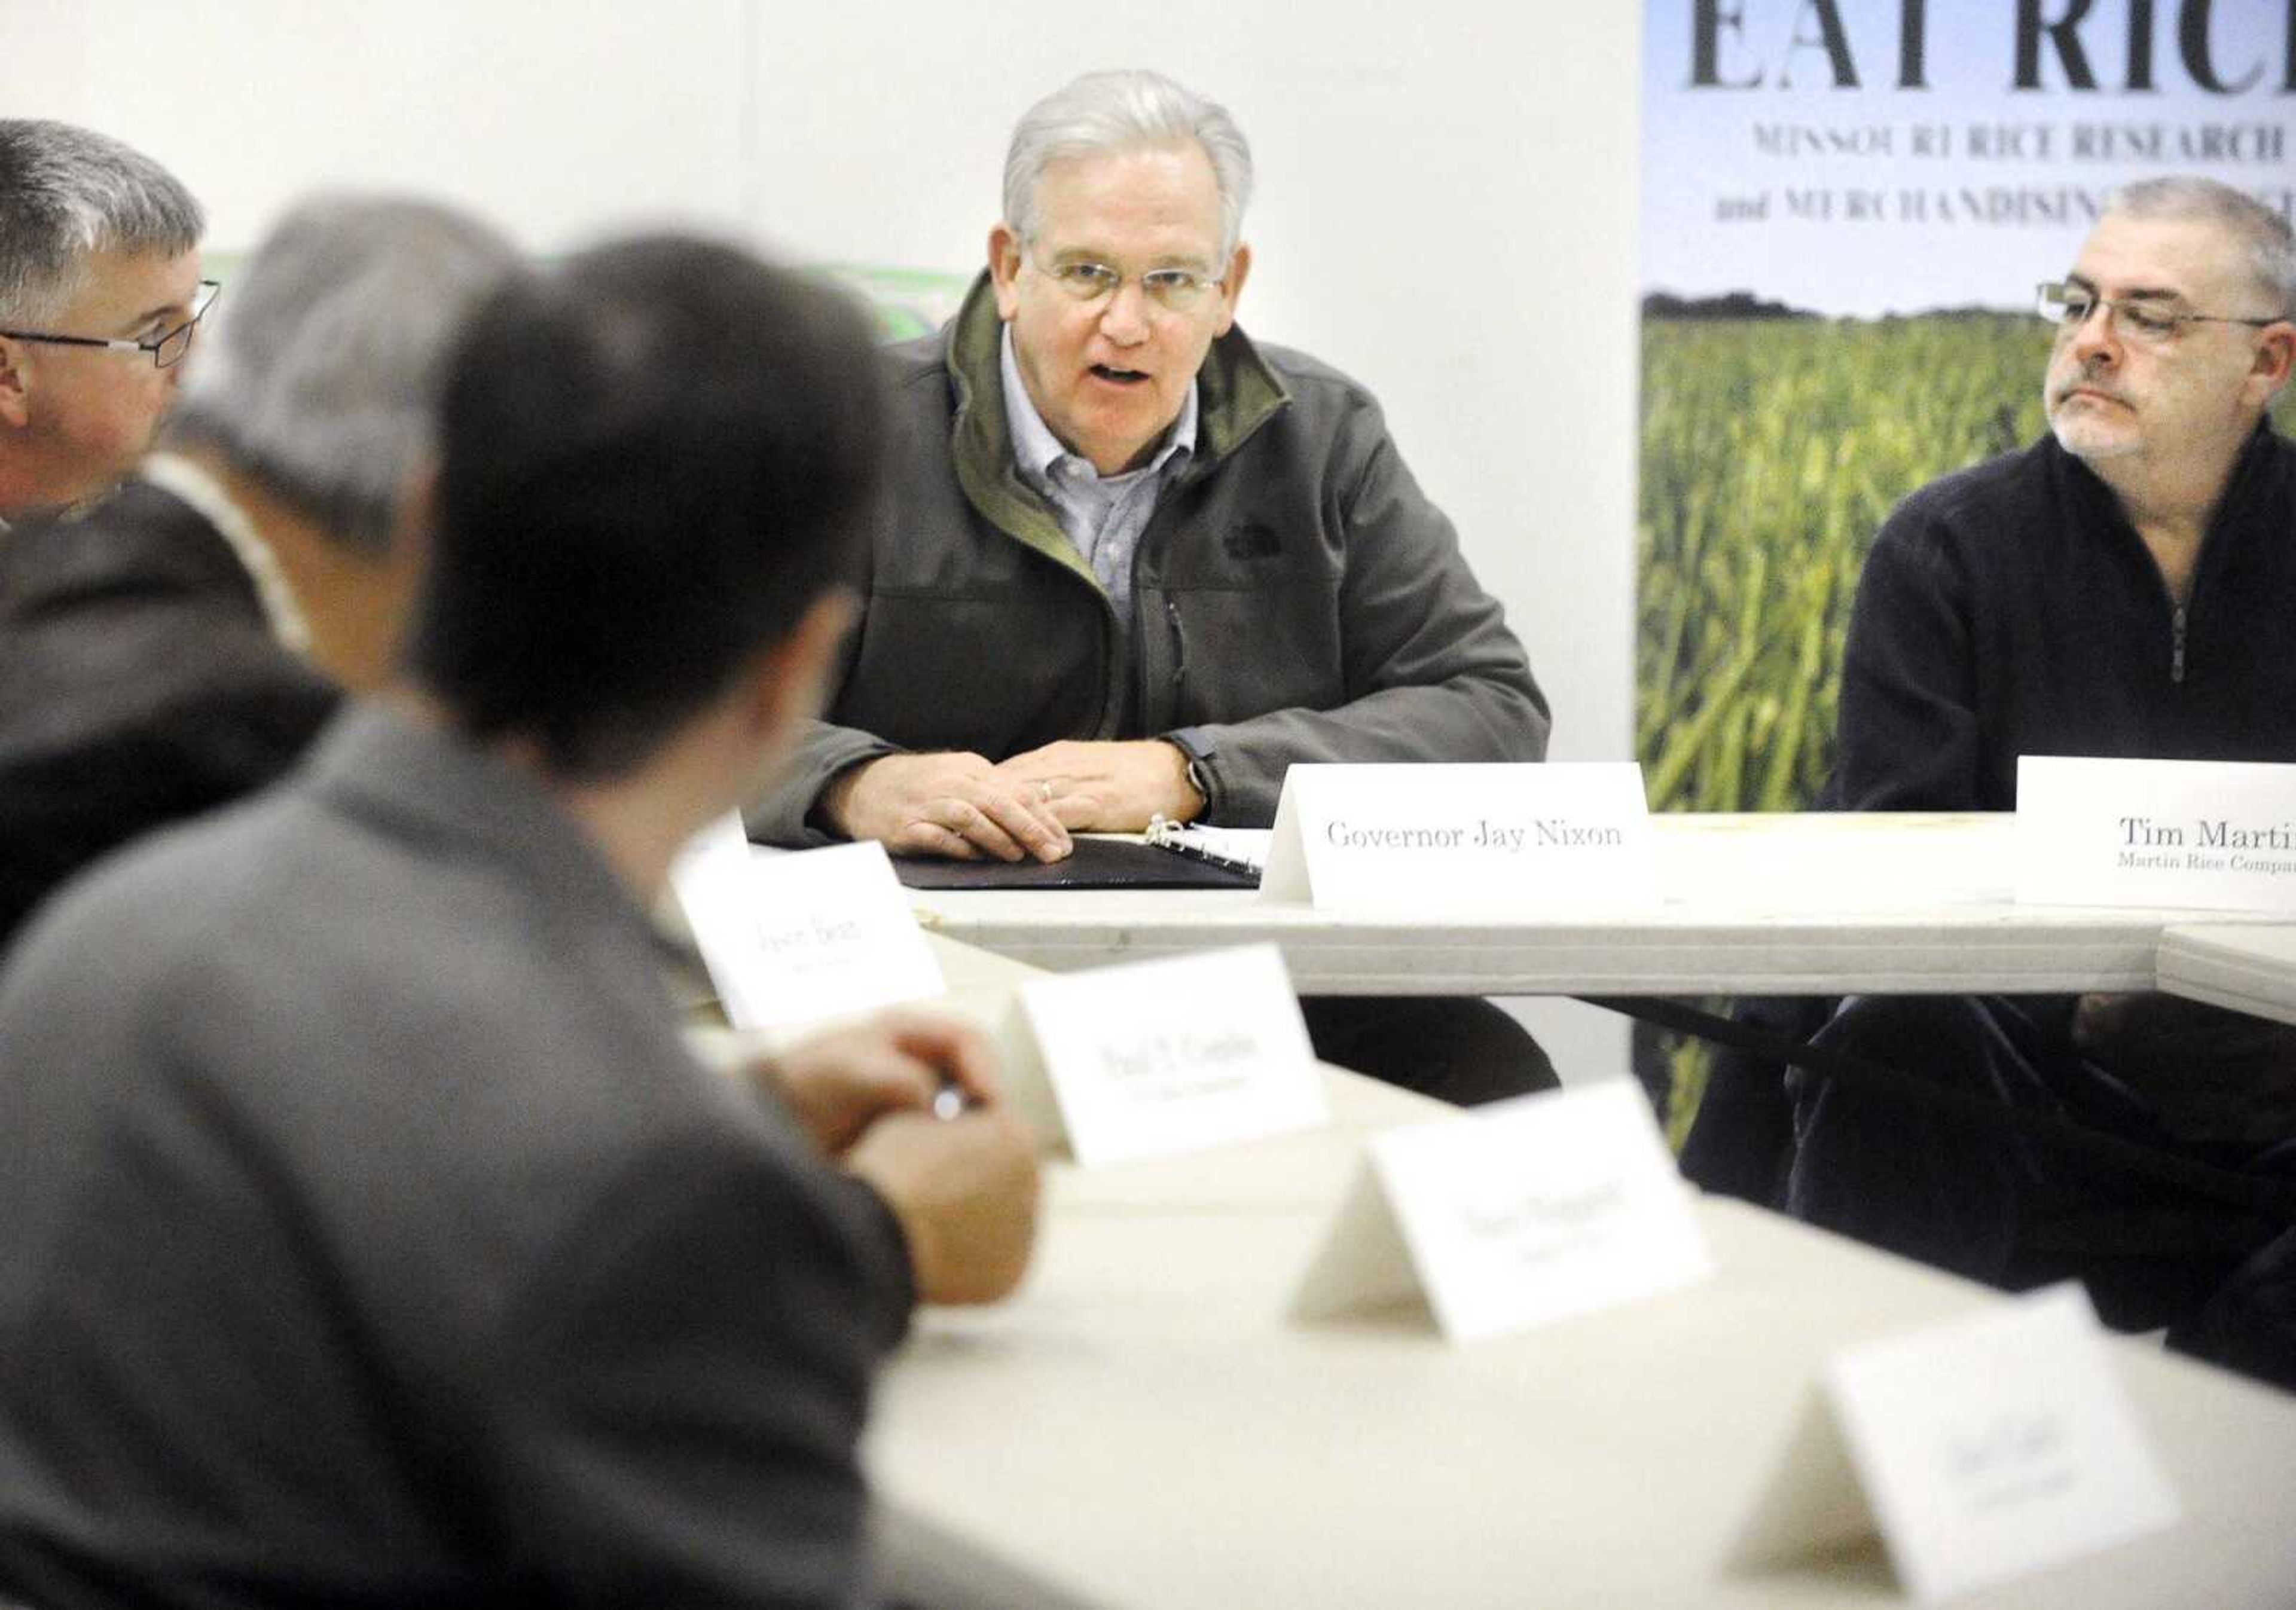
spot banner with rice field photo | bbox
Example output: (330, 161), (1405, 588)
(1636, 0), (2294, 1128)
(1640, 0), (2292, 815)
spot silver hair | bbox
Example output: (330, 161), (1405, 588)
(0, 119), (204, 325)
(169, 193), (518, 558)
(1003, 70), (1254, 261)
(2106, 176), (2296, 317)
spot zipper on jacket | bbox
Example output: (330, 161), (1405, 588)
(2170, 604), (2188, 685)
(1166, 598), (1189, 707)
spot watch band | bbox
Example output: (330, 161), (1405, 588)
(1161, 730), (1214, 817)
(1183, 754), (1213, 812)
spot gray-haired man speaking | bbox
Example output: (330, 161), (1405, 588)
(0, 192), (518, 945)
(0, 120), (207, 521)
(749, 69), (1558, 1104)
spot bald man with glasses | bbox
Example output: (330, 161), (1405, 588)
(0, 120), (209, 524)
(1761, 176), (2296, 1386)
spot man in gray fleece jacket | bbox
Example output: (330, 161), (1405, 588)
(748, 70), (1556, 1104)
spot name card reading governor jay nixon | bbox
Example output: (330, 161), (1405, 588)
(1263, 763), (1657, 912)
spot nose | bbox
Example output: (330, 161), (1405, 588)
(2066, 300), (2121, 367)
(1097, 278), (1152, 346)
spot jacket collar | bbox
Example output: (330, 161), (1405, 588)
(138, 453), (312, 653)
(941, 271), (1290, 561)
(303, 700), (664, 961)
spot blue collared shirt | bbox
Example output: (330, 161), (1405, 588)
(1000, 326), (1196, 664)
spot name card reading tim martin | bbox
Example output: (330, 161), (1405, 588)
(1289, 1080), (1711, 1343)
(1262, 763), (1656, 912)
(1004, 943), (1328, 1166)
(2017, 756), (2296, 913)
(1732, 1285), (2176, 1605)
(671, 821), (944, 1032)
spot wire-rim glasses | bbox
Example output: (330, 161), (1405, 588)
(0, 278), (222, 369)
(2035, 280), (2287, 347)
(1033, 255), (1224, 314)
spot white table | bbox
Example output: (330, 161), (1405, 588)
(856, 936), (2296, 1609)
(2158, 922), (2296, 1027)
(908, 815), (2287, 997)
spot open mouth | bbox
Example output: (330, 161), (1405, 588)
(1089, 364), (1150, 386)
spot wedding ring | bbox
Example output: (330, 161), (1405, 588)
(1039, 780), (1055, 804)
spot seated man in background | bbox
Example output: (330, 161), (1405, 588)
(1784, 177), (2296, 1383)
(0, 193), (516, 948)
(0, 236), (1040, 1606)
(0, 119), (207, 521)
(748, 69), (1557, 1104)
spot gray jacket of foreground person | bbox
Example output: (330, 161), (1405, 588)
(0, 706), (913, 1609)
(747, 273), (1549, 842)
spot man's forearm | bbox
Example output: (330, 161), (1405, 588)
(743, 718), (899, 847)
(1187, 672), (1550, 826)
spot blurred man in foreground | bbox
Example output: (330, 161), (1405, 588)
(0, 236), (1040, 1606)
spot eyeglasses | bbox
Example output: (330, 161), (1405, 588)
(2035, 280), (2287, 347)
(1033, 255), (1223, 313)
(0, 279), (222, 370)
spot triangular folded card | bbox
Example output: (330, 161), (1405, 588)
(1290, 1080), (1710, 1342)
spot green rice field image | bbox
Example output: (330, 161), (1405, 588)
(1639, 312), (2053, 818)
(1637, 311), (2296, 1141)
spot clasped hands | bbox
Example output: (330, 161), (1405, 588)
(741, 1012), (1041, 1306)
(823, 738), (1202, 862)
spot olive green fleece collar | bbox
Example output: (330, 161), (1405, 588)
(941, 271), (1291, 568)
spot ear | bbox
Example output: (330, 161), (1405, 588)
(988, 223), (1024, 322)
(2248, 319), (2296, 408)
(388, 455), (439, 575)
(0, 335), (32, 430)
(1211, 241), (1251, 338)
(745, 588), (860, 744)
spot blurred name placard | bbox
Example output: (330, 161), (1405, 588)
(1732, 1285), (2177, 1600)
(1003, 943), (1327, 1167)
(1290, 1080), (1712, 1343)
(672, 821), (943, 1031)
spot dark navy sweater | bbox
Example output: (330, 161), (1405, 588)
(1833, 423), (2296, 811)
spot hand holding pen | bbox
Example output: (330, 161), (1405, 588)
(756, 1009), (1007, 1154)
(754, 1010), (1040, 1305)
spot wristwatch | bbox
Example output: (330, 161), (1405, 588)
(1162, 727), (1216, 818)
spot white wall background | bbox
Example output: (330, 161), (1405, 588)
(1, 0), (1644, 1080)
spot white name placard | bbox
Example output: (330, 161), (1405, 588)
(1005, 943), (1329, 1166)
(1732, 1285), (2177, 1603)
(1290, 1080), (1711, 1343)
(1262, 763), (1656, 912)
(671, 820), (944, 1032)
(2017, 755), (2296, 912)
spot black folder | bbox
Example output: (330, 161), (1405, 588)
(890, 834), (1259, 890)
